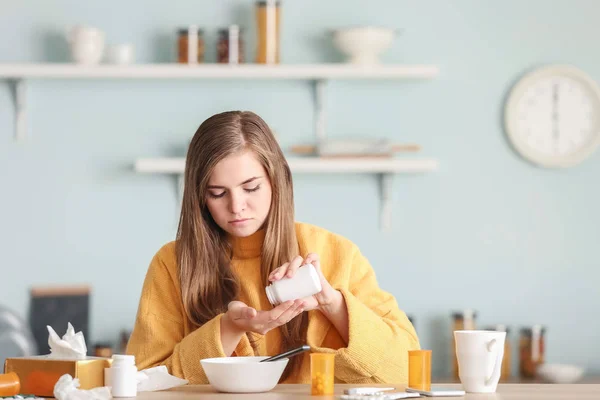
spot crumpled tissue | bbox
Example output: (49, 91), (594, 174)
(49, 322), (188, 398)
(47, 322), (87, 358)
(136, 365), (188, 392)
(55, 367), (189, 399)
(105, 365), (188, 392)
(54, 374), (111, 400)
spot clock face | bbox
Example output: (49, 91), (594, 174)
(505, 65), (600, 167)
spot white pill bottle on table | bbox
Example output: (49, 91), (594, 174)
(105, 354), (137, 397)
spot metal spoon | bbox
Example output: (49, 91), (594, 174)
(259, 345), (311, 362)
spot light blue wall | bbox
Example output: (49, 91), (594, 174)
(1, 0), (599, 378)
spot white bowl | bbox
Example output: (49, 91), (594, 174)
(200, 356), (288, 393)
(537, 363), (584, 383)
(332, 26), (397, 64)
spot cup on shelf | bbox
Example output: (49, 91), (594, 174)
(67, 25), (105, 65)
(107, 44), (135, 65)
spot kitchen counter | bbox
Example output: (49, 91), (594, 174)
(134, 383), (600, 399)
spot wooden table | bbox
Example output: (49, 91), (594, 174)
(436, 376), (600, 384)
(134, 383), (600, 399)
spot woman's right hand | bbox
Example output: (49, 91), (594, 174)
(224, 300), (304, 336)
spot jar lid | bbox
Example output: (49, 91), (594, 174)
(520, 325), (546, 336)
(256, 0), (281, 6)
(218, 26), (244, 35)
(452, 309), (477, 319)
(112, 354), (136, 362)
(178, 28), (204, 35)
(483, 325), (510, 333)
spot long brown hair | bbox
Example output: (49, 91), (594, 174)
(176, 111), (307, 380)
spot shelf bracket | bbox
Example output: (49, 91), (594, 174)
(176, 174), (184, 205)
(168, 174), (184, 221)
(379, 173), (393, 232)
(313, 79), (327, 142)
(10, 79), (26, 140)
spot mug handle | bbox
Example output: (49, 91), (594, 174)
(485, 338), (503, 386)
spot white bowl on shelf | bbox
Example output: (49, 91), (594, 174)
(537, 363), (584, 383)
(332, 26), (397, 64)
(200, 356), (288, 393)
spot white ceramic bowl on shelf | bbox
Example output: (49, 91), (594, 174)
(332, 26), (397, 64)
(537, 363), (585, 383)
(200, 356), (288, 393)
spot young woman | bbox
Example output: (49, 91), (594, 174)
(126, 111), (420, 384)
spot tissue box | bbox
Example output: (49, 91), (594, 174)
(4, 356), (112, 397)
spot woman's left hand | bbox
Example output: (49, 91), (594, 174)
(268, 253), (342, 312)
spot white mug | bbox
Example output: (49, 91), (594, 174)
(454, 330), (506, 393)
(67, 25), (105, 64)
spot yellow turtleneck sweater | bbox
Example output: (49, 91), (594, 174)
(126, 222), (420, 384)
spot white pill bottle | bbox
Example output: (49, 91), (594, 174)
(265, 264), (322, 305)
(105, 354), (138, 397)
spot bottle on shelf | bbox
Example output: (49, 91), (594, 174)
(255, 0), (281, 64)
(484, 324), (512, 381)
(519, 325), (546, 379)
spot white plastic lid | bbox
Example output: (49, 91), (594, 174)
(112, 354), (135, 367)
(113, 354), (134, 360)
(265, 284), (277, 305)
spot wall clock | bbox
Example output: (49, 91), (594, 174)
(504, 65), (600, 168)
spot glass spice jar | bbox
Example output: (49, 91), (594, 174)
(519, 325), (546, 379)
(177, 27), (204, 63)
(451, 310), (477, 379)
(255, 0), (281, 64)
(485, 325), (512, 382)
(217, 25), (244, 64)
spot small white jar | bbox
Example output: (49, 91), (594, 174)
(265, 264), (322, 305)
(105, 354), (137, 397)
